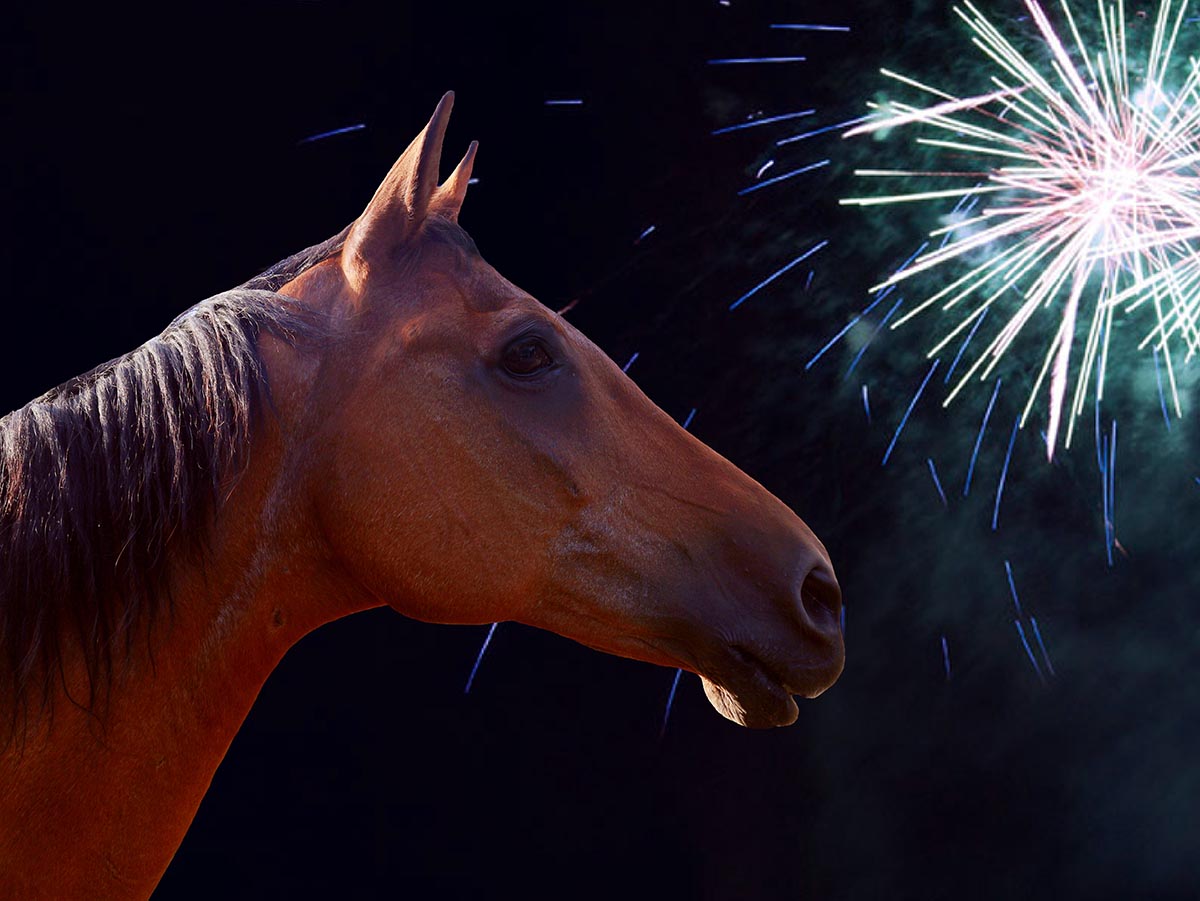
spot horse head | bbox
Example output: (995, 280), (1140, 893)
(281, 93), (843, 728)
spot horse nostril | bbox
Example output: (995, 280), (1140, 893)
(799, 566), (841, 621)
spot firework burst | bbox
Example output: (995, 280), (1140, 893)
(842, 0), (1200, 458)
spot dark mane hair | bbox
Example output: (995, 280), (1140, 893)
(0, 225), (349, 738)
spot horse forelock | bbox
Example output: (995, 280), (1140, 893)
(0, 230), (344, 742)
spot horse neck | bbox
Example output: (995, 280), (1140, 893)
(0, 347), (380, 900)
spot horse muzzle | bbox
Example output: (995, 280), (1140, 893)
(696, 563), (845, 729)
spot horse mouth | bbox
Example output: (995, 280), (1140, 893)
(700, 644), (840, 729)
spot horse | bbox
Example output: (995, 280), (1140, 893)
(0, 93), (843, 899)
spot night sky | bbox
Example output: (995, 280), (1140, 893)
(5, 2), (1199, 899)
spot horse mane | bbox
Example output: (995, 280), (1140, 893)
(0, 225), (349, 738)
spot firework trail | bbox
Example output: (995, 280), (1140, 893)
(841, 0), (1200, 459)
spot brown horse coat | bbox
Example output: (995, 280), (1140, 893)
(0, 94), (842, 899)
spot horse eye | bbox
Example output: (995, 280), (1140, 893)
(502, 337), (555, 377)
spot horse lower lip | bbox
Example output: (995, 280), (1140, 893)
(736, 641), (841, 700)
(742, 652), (823, 706)
(693, 645), (817, 727)
(736, 646), (790, 692)
(701, 669), (797, 729)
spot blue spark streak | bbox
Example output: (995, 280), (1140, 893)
(622, 352), (640, 373)
(992, 416), (1020, 531)
(544, 99), (584, 106)
(682, 407), (698, 430)
(712, 109), (815, 135)
(756, 159), (776, 179)
(1014, 620), (1047, 684)
(660, 669), (684, 739)
(965, 379), (1001, 496)
(928, 458), (948, 506)
(770, 23), (850, 32)
(729, 240), (828, 311)
(941, 635), (951, 681)
(807, 321), (860, 369)
(804, 288), (893, 370)
(737, 159), (830, 195)
(708, 56), (807, 64)
(1004, 559), (1024, 617)
(949, 192), (972, 215)
(1153, 349), (1172, 432)
(1100, 441), (1112, 566)
(1030, 617), (1056, 677)
(939, 185), (985, 249)
(777, 114), (875, 145)
(882, 359), (940, 466)
(862, 385), (872, 423)
(1108, 421), (1118, 563)
(465, 622), (499, 694)
(298, 123), (366, 144)
(891, 242), (929, 281)
(845, 297), (904, 379)
(804, 270), (815, 291)
(944, 308), (990, 384)
(636, 225), (657, 243)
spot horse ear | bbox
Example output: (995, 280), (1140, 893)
(342, 91), (455, 284)
(431, 140), (478, 223)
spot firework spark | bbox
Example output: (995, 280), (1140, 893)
(841, 0), (1200, 458)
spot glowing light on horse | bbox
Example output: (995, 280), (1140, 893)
(0, 94), (842, 898)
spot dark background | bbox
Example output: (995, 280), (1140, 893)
(4, 2), (1199, 899)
